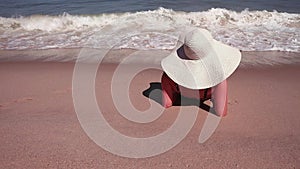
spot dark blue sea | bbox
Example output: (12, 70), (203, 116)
(0, 0), (299, 17)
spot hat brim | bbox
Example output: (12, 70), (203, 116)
(161, 40), (241, 89)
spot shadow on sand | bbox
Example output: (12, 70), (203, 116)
(142, 82), (216, 114)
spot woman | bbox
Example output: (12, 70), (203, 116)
(161, 28), (241, 117)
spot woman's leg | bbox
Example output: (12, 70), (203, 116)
(161, 72), (180, 108)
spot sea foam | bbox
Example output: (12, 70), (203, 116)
(0, 7), (299, 52)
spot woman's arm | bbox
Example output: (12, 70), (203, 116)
(211, 80), (228, 117)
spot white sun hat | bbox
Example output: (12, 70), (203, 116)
(161, 28), (241, 89)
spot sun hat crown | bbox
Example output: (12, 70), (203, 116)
(184, 29), (214, 60)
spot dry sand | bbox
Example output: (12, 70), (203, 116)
(0, 57), (299, 168)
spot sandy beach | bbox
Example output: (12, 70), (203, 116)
(0, 51), (299, 168)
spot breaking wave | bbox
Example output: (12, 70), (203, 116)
(0, 7), (299, 52)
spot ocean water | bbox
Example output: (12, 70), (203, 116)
(1, 0), (299, 17)
(0, 0), (299, 60)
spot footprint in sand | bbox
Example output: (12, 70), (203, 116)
(0, 97), (33, 110)
(0, 102), (10, 109)
(53, 88), (72, 95)
(14, 97), (33, 103)
(228, 99), (239, 105)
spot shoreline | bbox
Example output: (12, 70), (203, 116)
(0, 61), (299, 168)
(0, 49), (299, 67)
